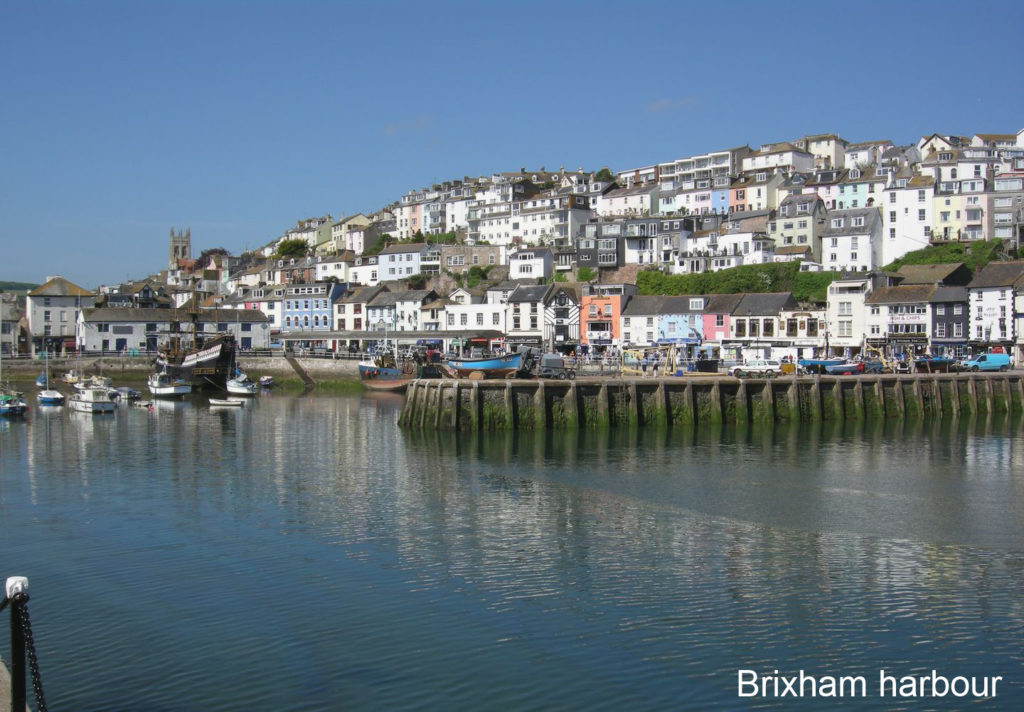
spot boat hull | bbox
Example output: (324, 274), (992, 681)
(68, 388), (116, 414)
(156, 334), (237, 391)
(359, 362), (413, 392)
(446, 353), (523, 379)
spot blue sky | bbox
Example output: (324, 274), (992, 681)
(3, 0), (1023, 288)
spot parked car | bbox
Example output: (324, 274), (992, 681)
(537, 353), (576, 380)
(731, 359), (782, 378)
(960, 352), (1011, 372)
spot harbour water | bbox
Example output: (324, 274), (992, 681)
(1, 393), (1023, 710)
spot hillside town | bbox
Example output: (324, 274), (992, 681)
(3, 128), (1024, 368)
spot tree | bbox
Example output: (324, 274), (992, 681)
(275, 238), (309, 259)
(405, 273), (427, 290)
(595, 167), (615, 183)
(577, 266), (597, 283)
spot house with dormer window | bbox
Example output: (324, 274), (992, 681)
(27, 276), (96, 352)
(543, 285), (581, 353)
(509, 247), (553, 281)
(281, 282), (347, 333)
(768, 193), (826, 261)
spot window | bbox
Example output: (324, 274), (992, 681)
(604, 305), (612, 316)
(918, 209), (926, 221)
(838, 321), (853, 337)
(831, 218), (843, 228)
(936, 305), (945, 315)
(953, 304), (963, 315)
(953, 323), (963, 337)
(838, 301), (852, 316)
(460, 314), (468, 326)
(734, 320), (746, 337)
(853, 216), (865, 227)
(492, 313), (500, 326)
(43, 310), (51, 322)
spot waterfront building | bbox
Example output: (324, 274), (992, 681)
(699, 294), (744, 360)
(0, 294), (25, 356)
(929, 286), (970, 358)
(78, 307), (269, 352)
(596, 183), (659, 218)
(777, 304), (827, 361)
(281, 282), (347, 333)
(334, 285), (386, 334)
(542, 284), (581, 353)
(579, 283), (636, 351)
(504, 284), (549, 350)
(368, 289), (438, 333)
(620, 295), (670, 348)
(864, 285), (934, 357)
(444, 287), (506, 340)
(826, 274), (878, 357)
(724, 292), (799, 362)
(966, 261), (1024, 354)
(26, 276), (96, 353)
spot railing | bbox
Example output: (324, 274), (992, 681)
(2, 576), (48, 712)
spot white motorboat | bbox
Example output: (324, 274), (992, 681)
(75, 375), (113, 392)
(37, 388), (66, 405)
(226, 371), (259, 396)
(148, 372), (192, 399)
(68, 387), (116, 414)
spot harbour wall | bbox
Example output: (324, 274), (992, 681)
(398, 373), (1024, 430)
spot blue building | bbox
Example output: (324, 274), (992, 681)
(281, 282), (347, 333)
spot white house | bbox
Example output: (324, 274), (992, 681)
(508, 247), (553, 281)
(826, 275), (876, 357)
(78, 307), (270, 352)
(881, 173), (935, 266)
(821, 208), (883, 273)
(26, 276), (96, 352)
(967, 261), (1024, 353)
(348, 255), (380, 286)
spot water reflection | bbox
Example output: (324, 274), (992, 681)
(2, 394), (1023, 710)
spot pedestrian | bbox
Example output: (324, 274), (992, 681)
(641, 354), (649, 376)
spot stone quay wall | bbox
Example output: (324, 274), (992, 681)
(399, 373), (1024, 431)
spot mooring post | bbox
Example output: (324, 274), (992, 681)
(5, 576), (29, 712)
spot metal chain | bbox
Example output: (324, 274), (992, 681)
(16, 601), (49, 712)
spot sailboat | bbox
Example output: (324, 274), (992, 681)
(37, 351), (65, 405)
(153, 302), (236, 391)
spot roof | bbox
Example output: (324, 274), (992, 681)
(28, 276), (94, 298)
(930, 286), (969, 303)
(379, 243), (428, 255)
(81, 307), (268, 323)
(967, 261), (1024, 289)
(732, 292), (798, 316)
(775, 245), (812, 256)
(703, 294), (745, 313)
(896, 263), (964, 285)
(338, 285), (388, 305)
(621, 295), (669, 316)
(507, 284), (551, 303)
(864, 285), (937, 305)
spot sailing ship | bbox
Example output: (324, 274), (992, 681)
(153, 303), (237, 391)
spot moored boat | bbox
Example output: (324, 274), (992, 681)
(156, 332), (237, 391)
(209, 397), (245, 407)
(148, 372), (192, 399)
(824, 360), (864, 375)
(226, 371), (259, 396)
(359, 352), (415, 392)
(75, 374), (113, 392)
(797, 358), (845, 375)
(1, 391), (28, 417)
(68, 387), (116, 414)
(258, 375), (274, 388)
(36, 388), (65, 405)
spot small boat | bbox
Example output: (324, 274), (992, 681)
(1, 391), (28, 417)
(68, 387), (116, 414)
(359, 351), (416, 392)
(61, 369), (82, 384)
(446, 352), (524, 379)
(797, 358), (845, 375)
(258, 375), (274, 388)
(914, 356), (958, 373)
(824, 360), (864, 376)
(36, 371), (50, 388)
(226, 371), (259, 396)
(148, 372), (192, 399)
(209, 397), (245, 407)
(36, 388), (66, 405)
(111, 386), (142, 402)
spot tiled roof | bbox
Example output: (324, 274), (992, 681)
(732, 292), (798, 316)
(28, 276), (94, 298)
(865, 285), (937, 305)
(967, 261), (1024, 289)
(897, 263), (964, 284)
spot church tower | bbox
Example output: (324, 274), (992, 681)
(168, 227), (191, 270)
